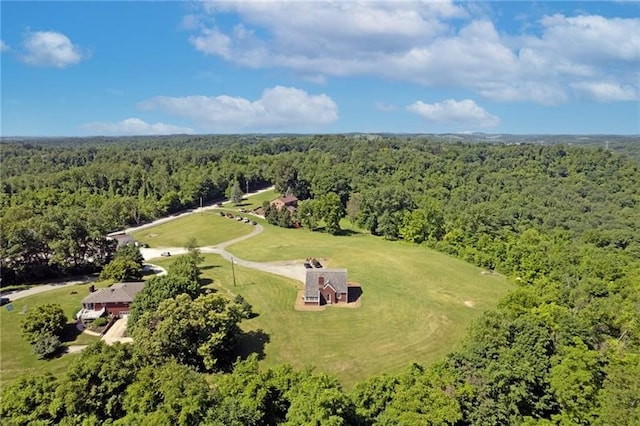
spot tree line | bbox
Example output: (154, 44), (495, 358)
(1, 134), (639, 424)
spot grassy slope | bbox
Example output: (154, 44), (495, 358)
(193, 219), (513, 388)
(0, 282), (104, 387)
(131, 211), (255, 248)
(2, 205), (512, 389)
(235, 188), (278, 211)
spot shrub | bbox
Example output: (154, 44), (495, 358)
(93, 317), (108, 327)
(32, 334), (62, 359)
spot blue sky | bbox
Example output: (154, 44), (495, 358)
(1, 1), (639, 136)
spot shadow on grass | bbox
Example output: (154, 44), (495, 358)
(199, 278), (214, 286)
(334, 228), (362, 237)
(60, 322), (83, 343)
(348, 285), (363, 303)
(200, 265), (221, 271)
(234, 329), (270, 361)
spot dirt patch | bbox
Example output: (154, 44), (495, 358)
(66, 345), (88, 353)
(147, 233), (158, 238)
(464, 300), (476, 308)
(294, 290), (326, 311)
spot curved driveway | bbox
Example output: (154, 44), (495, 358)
(140, 223), (307, 284)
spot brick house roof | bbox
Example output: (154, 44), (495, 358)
(271, 195), (298, 208)
(304, 269), (348, 299)
(81, 282), (145, 305)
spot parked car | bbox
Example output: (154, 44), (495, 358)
(243, 218), (250, 223)
(236, 216), (243, 221)
(304, 262), (312, 269)
(0, 297), (10, 306)
(251, 221), (257, 225)
(161, 251), (171, 257)
(219, 211), (226, 217)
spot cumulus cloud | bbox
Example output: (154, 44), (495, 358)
(187, 2), (640, 104)
(0, 40), (9, 52)
(407, 99), (500, 128)
(81, 118), (194, 135)
(21, 31), (85, 67)
(138, 86), (338, 131)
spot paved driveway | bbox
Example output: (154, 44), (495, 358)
(102, 316), (133, 345)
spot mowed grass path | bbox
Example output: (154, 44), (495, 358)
(131, 211), (255, 248)
(0, 282), (104, 387)
(177, 218), (514, 388)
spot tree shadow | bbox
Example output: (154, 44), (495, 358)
(200, 265), (221, 271)
(334, 228), (361, 237)
(233, 329), (270, 361)
(198, 277), (214, 286)
(59, 322), (83, 343)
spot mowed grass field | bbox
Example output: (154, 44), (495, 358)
(0, 281), (104, 387)
(150, 215), (513, 387)
(131, 210), (256, 248)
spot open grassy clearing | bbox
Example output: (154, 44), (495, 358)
(160, 216), (513, 388)
(233, 187), (278, 211)
(0, 281), (108, 387)
(131, 211), (255, 248)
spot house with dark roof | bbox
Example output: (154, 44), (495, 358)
(304, 269), (348, 306)
(76, 282), (144, 322)
(106, 232), (135, 248)
(270, 194), (299, 213)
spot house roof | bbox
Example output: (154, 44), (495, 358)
(304, 269), (348, 299)
(108, 233), (135, 247)
(81, 282), (145, 305)
(273, 195), (298, 205)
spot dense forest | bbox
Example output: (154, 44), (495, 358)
(1, 135), (639, 424)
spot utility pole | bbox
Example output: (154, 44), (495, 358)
(231, 257), (236, 287)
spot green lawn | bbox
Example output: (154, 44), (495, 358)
(2, 213), (513, 390)
(0, 281), (105, 387)
(131, 211), (255, 248)
(232, 187), (279, 211)
(192, 220), (513, 388)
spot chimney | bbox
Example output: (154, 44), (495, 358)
(318, 276), (324, 288)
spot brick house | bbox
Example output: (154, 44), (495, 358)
(76, 282), (144, 321)
(270, 195), (299, 212)
(303, 269), (348, 305)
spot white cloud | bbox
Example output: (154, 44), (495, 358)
(571, 82), (639, 102)
(21, 31), (85, 67)
(81, 118), (194, 135)
(138, 86), (338, 131)
(407, 99), (500, 128)
(188, 3), (640, 104)
(0, 40), (9, 52)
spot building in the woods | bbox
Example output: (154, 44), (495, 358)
(303, 269), (348, 305)
(76, 282), (144, 322)
(106, 232), (135, 248)
(270, 194), (299, 213)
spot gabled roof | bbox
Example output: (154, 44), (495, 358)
(81, 282), (145, 305)
(304, 269), (348, 299)
(273, 195), (298, 205)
